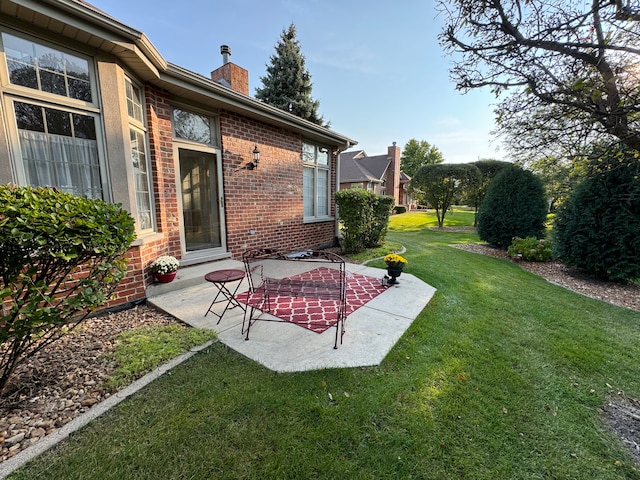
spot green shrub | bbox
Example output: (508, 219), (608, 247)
(477, 165), (548, 247)
(552, 150), (640, 282)
(335, 189), (393, 253)
(0, 185), (136, 393)
(393, 205), (407, 214)
(366, 195), (395, 248)
(507, 237), (552, 262)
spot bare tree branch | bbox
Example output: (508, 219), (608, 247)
(437, 0), (640, 155)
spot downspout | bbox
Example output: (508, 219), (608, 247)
(334, 141), (352, 245)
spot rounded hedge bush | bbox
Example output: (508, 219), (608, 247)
(0, 185), (136, 393)
(477, 165), (548, 247)
(552, 154), (640, 282)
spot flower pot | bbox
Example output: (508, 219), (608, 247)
(386, 267), (403, 285)
(155, 271), (177, 283)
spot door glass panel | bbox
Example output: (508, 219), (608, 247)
(179, 149), (221, 251)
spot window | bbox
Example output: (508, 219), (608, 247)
(14, 100), (101, 198)
(2, 32), (104, 198)
(302, 142), (330, 218)
(126, 77), (153, 231)
(172, 108), (218, 146)
(3, 32), (92, 102)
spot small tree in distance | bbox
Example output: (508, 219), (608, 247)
(410, 163), (481, 228)
(255, 24), (326, 126)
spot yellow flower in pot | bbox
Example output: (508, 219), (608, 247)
(384, 253), (407, 285)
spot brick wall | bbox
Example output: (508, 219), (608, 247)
(105, 85), (184, 306)
(220, 110), (337, 258)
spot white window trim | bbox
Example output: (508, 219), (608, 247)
(170, 104), (220, 148)
(0, 28), (100, 110)
(125, 76), (155, 234)
(302, 141), (333, 222)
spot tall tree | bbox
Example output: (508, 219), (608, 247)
(476, 165), (548, 247)
(437, 0), (640, 158)
(255, 24), (325, 126)
(400, 139), (444, 177)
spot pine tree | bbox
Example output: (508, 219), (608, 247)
(256, 24), (326, 126)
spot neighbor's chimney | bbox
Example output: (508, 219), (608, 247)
(387, 142), (401, 205)
(211, 44), (249, 95)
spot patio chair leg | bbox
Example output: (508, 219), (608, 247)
(243, 306), (253, 340)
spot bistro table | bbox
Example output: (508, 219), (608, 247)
(204, 269), (246, 324)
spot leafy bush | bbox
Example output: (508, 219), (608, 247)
(365, 195), (395, 248)
(552, 150), (640, 282)
(0, 185), (136, 393)
(393, 206), (407, 214)
(507, 237), (552, 262)
(335, 189), (394, 253)
(477, 165), (548, 247)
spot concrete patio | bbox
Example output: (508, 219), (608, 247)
(147, 258), (436, 372)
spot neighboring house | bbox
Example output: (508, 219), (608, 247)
(338, 143), (412, 207)
(0, 0), (356, 308)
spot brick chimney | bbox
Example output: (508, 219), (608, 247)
(211, 45), (249, 95)
(387, 142), (401, 205)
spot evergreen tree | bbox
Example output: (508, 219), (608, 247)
(552, 148), (640, 282)
(255, 24), (325, 126)
(476, 165), (548, 248)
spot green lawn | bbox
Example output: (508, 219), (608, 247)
(9, 211), (640, 479)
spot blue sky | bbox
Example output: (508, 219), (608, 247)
(89, 0), (504, 163)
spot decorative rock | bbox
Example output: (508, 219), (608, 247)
(29, 427), (46, 438)
(80, 397), (98, 407)
(4, 432), (25, 447)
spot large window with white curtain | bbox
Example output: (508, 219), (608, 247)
(1, 31), (105, 199)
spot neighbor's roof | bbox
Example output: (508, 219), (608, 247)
(339, 152), (391, 183)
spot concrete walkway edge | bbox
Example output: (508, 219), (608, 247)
(0, 340), (216, 479)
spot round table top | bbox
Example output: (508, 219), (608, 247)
(204, 269), (246, 283)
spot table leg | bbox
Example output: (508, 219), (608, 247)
(204, 280), (246, 324)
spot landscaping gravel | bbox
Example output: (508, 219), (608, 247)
(0, 305), (178, 462)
